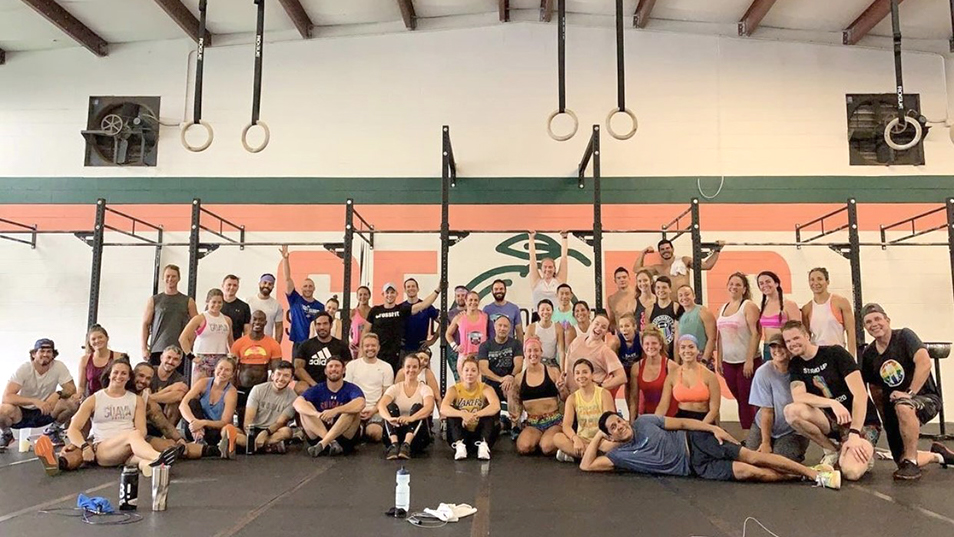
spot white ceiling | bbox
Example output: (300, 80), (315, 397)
(0, 0), (951, 54)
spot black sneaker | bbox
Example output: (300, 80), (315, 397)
(307, 442), (328, 458)
(893, 459), (922, 481)
(0, 430), (13, 450)
(385, 444), (399, 460)
(327, 440), (344, 456)
(398, 442), (412, 460)
(931, 442), (954, 468)
(43, 424), (65, 447)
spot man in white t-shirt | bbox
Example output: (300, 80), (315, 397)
(345, 333), (394, 442)
(0, 339), (79, 448)
(247, 273), (284, 343)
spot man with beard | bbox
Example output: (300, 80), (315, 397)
(221, 274), (251, 341)
(295, 312), (349, 388)
(0, 339), (78, 448)
(482, 279), (524, 341)
(295, 356), (366, 457)
(247, 274), (284, 343)
(634, 239), (724, 291)
(149, 346), (189, 426)
(234, 361), (297, 454)
(364, 282), (441, 373)
(132, 362), (206, 459)
(346, 334), (395, 442)
(281, 246), (325, 357)
(607, 267), (636, 332)
(232, 310), (284, 421)
(402, 278), (440, 353)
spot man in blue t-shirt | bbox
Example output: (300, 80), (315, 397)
(402, 278), (440, 353)
(280, 245), (324, 358)
(579, 413), (841, 490)
(482, 279), (524, 341)
(293, 356), (364, 457)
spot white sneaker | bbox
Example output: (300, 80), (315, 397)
(555, 449), (574, 463)
(453, 441), (467, 460)
(476, 441), (491, 460)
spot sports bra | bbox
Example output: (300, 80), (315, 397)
(672, 368), (709, 404)
(759, 312), (785, 330)
(520, 367), (559, 402)
(637, 359), (674, 415)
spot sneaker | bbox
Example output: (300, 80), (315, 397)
(893, 459), (922, 481)
(810, 463), (835, 473)
(267, 441), (286, 454)
(453, 441), (467, 460)
(34, 435), (61, 477)
(930, 442), (954, 468)
(0, 429), (13, 450)
(385, 444), (399, 460)
(476, 440), (491, 461)
(43, 424), (65, 447)
(815, 470), (841, 490)
(219, 425), (238, 460)
(398, 442), (412, 460)
(819, 449), (839, 468)
(307, 442), (328, 458)
(290, 428), (306, 445)
(555, 449), (574, 463)
(327, 440), (344, 456)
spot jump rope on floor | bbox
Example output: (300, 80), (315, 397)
(38, 508), (142, 526)
(693, 517), (782, 537)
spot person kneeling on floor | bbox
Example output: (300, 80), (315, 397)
(378, 352), (435, 460)
(294, 356), (365, 457)
(580, 412), (841, 490)
(178, 357), (240, 459)
(860, 304), (954, 480)
(35, 360), (178, 477)
(236, 361), (298, 454)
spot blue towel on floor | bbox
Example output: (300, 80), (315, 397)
(77, 494), (114, 514)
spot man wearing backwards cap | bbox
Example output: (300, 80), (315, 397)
(859, 303), (954, 480)
(578, 410), (841, 490)
(743, 333), (809, 462)
(247, 273), (284, 344)
(0, 339), (79, 449)
(364, 282), (441, 373)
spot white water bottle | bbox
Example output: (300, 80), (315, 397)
(395, 466), (410, 512)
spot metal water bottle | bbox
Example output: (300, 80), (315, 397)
(245, 427), (257, 455)
(395, 466), (410, 512)
(119, 466), (139, 511)
(151, 465), (170, 511)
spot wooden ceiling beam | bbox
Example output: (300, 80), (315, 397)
(277, 0), (314, 39)
(151, 0), (213, 46)
(633, 0), (657, 29)
(20, 0), (108, 56)
(396, 0), (416, 30)
(540, 0), (553, 23)
(843, 0), (907, 46)
(738, 0), (777, 37)
(499, 0), (509, 22)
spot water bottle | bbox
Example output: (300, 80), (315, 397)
(151, 465), (170, 511)
(119, 466), (139, 511)
(395, 466), (410, 512)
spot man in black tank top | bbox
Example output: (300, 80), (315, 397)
(648, 277), (683, 357)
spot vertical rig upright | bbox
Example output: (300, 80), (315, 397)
(690, 198), (703, 304)
(846, 198), (864, 352)
(341, 199), (356, 349)
(188, 199), (201, 301)
(87, 198), (106, 327)
(440, 125), (454, 396)
(591, 126), (603, 312)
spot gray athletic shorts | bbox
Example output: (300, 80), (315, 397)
(687, 431), (742, 481)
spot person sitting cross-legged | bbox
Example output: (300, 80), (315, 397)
(293, 356), (365, 457)
(378, 353), (435, 460)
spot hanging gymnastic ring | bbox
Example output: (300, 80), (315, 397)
(180, 121), (214, 152)
(884, 116), (922, 151)
(547, 109), (578, 142)
(241, 121), (270, 153)
(606, 108), (638, 140)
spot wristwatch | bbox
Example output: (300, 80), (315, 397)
(848, 428), (862, 437)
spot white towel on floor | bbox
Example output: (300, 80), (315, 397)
(423, 503), (477, 522)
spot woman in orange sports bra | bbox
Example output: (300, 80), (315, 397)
(655, 334), (721, 424)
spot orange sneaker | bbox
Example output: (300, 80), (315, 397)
(218, 425), (238, 460)
(34, 435), (61, 477)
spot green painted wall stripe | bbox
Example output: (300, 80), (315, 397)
(0, 176), (951, 204)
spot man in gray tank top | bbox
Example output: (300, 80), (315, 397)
(142, 265), (198, 374)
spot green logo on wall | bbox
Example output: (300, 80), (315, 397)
(463, 233), (591, 300)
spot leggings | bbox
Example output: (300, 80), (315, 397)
(383, 403), (431, 453)
(446, 416), (499, 449)
(722, 358), (762, 430)
(187, 398), (224, 444)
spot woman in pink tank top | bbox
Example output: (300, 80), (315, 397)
(756, 271), (800, 362)
(349, 286), (372, 359)
(445, 292), (489, 377)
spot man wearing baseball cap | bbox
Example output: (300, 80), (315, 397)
(744, 333), (809, 462)
(364, 282), (441, 373)
(0, 339), (79, 449)
(860, 303), (953, 480)
(247, 273), (284, 343)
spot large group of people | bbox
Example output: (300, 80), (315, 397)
(2, 235), (952, 491)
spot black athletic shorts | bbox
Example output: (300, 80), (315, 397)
(687, 431), (741, 481)
(12, 408), (55, 429)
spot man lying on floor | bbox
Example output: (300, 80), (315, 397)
(579, 413), (841, 490)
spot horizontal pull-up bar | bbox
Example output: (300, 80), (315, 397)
(104, 206), (163, 233)
(880, 202), (950, 248)
(0, 217), (37, 248)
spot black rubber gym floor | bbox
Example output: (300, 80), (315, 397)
(2, 424), (953, 537)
